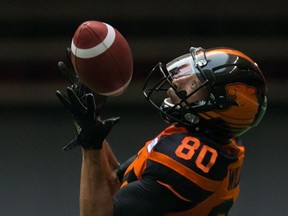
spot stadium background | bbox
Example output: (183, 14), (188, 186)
(1, 0), (287, 215)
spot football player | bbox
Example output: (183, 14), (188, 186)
(56, 46), (267, 216)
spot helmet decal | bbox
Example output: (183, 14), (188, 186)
(202, 83), (259, 128)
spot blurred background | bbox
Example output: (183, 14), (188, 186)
(0, 0), (287, 215)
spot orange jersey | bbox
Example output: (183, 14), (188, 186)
(121, 125), (245, 215)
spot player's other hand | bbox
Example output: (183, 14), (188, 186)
(56, 87), (120, 150)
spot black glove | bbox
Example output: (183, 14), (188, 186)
(56, 87), (120, 150)
(58, 48), (107, 117)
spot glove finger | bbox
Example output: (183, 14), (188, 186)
(65, 47), (77, 74)
(62, 137), (80, 151)
(66, 47), (71, 57)
(56, 90), (74, 113)
(66, 87), (86, 114)
(86, 93), (96, 118)
(66, 48), (73, 64)
(58, 61), (77, 84)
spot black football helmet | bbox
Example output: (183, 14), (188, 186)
(143, 47), (267, 139)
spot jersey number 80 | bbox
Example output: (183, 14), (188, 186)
(175, 137), (218, 173)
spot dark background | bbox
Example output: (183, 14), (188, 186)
(1, 0), (287, 215)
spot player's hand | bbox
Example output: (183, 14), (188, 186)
(58, 48), (80, 90)
(56, 87), (120, 150)
(58, 48), (107, 117)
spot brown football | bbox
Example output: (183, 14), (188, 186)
(71, 20), (133, 96)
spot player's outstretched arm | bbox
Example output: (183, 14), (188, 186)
(80, 149), (114, 216)
(56, 88), (120, 215)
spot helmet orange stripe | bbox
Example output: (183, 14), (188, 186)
(206, 48), (255, 64)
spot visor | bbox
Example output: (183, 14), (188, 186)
(166, 53), (206, 83)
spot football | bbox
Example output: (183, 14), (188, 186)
(70, 20), (133, 96)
